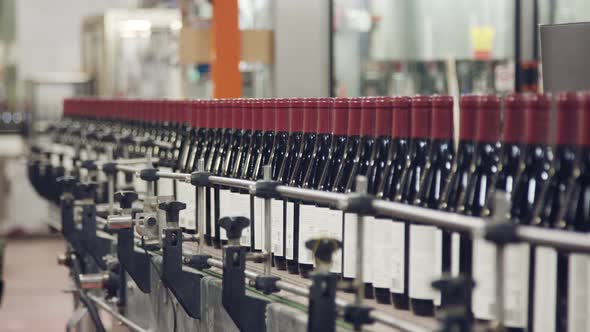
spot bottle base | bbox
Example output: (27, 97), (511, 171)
(204, 235), (212, 246)
(364, 283), (374, 299)
(274, 256), (287, 270)
(299, 264), (314, 279)
(410, 299), (434, 317)
(392, 293), (409, 310)
(341, 277), (355, 293)
(286, 261), (299, 275)
(374, 288), (392, 304)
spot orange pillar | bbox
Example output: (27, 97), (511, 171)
(211, 0), (242, 98)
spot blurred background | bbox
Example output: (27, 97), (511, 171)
(0, 0), (590, 330)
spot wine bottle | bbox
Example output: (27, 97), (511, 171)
(269, 98), (291, 270)
(533, 92), (580, 332)
(365, 96), (397, 304)
(283, 98), (305, 274)
(410, 95), (455, 316)
(393, 95), (432, 310)
(200, 100), (217, 246)
(232, 99), (255, 249)
(439, 95), (478, 281)
(508, 93), (553, 331)
(561, 92), (590, 332)
(175, 100), (194, 233)
(462, 95), (502, 322)
(243, 99), (264, 250)
(289, 98), (319, 277)
(157, 101), (179, 198)
(251, 99), (277, 252)
(335, 97), (362, 284)
(213, 99), (233, 246)
(344, 97), (378, 298)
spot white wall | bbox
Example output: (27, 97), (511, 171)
(15, 0), (137, 88)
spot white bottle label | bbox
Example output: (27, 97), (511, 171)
(228, 192), (251, 247)
(97, 154), (109, 182)
(568, 253), (589, 332)
(409, 225), (442, 303)
(451, 232), (461, 276)
(157, 167), (175, 197)
(297, 204), (316, 264)
(271, 199), (284, 257)
(208, 188), (215, 237)
(254, 197), (265, 250)
(390, 221), (406, 293)
(533, 246), (557, 332)
(133, 174), (148, 197)
(342, 213), (375, 280)
(473, 240), (529, 327)
(343, 212), (357, 278)
(326, 209), (343, 274)
(50, 153), (60, 168)
(285, 202), (295, 259)
(217, 190), (229, 240)
(372, 217), (394, 289)
(177, 181), (196, 230)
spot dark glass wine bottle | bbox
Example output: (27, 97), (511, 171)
(200, 100), (217, 246)
(393, 96), (432, 310)
(439, 95), (478, 283)
(532, 92), (580, 332)
(243, 99), (264, 250)
(232, 99), (255, 250)
(561, 92), (590, 332)
(461, 95), (501, 320)
(269, 98), (291, 270)
(507, 93), (553, 331)
(212, 99), (233, 247)
(334, 97), (362, 284)
(288, 98), (319, 277)
(365, 96), (395, 304)
(283, 98), (305, 274)
(410, 95), (454, 316)
(344, 97), (378, 298)
(250, 99), (277, 252)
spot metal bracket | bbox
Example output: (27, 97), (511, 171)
(308, 272), (339, 332)
(343, 305), (374, 330)
(116, 228), (151, 293)
(81, 204), (111, 270)
(251, 180), (281, 199)
(340, 193), (377, 216)
(161, 228), (202, 319)
(190, 171), (211, 187)
(222, 245), (270, 332)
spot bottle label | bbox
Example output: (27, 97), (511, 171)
(209, 188), (215, 237)
(254, 197), (265, 250)
(157, 167), (175, 197)
(343, 213), (357, 278)
(326, 209), (343, 274)
(533, 246), (557, 332)
(473, 240), (529, 327)
(285, 202), (295, 259)
(50, 153), (60, 168)
(451, 232), (460, 276)
(342, 213), (373, 281)
(133, 174), (148, 197)
(409, 225), (442, 303)
(271, 199), (284, 257)
(372, 217), (394, 289)
(298, 204), (317, 264)
(568, 253), (589, 332)
(227, 192), (251, 247)
(217, 190), (230, 240)
(97, 153), (109, 182)
(176, 181), (196, 230)
(390, 221), (406, 293)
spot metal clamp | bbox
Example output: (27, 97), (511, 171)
(306, 238), (342, 332)
(190, 171), (211, 187)
(109, 191), (151, 293)
(251, 179), (281, 199)
(220, 216), (270, 332)
(339, 193), (377, 216)
(432, 275), (474, 332)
